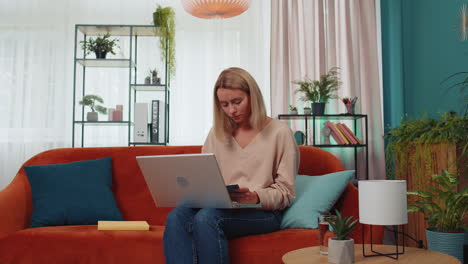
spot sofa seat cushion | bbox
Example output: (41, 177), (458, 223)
(229, 228), (334, 263)
(0, 225), (165, 264)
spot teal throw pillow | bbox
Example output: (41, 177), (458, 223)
(24, 157), (123, 227)
(280, 170), (354, 229)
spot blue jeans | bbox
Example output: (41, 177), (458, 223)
(163, 206), (283, 264)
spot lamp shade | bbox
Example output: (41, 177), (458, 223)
(358, 180), (408, 225)
(181, 0), (251, 19)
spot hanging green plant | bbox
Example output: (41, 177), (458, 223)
(153, 5), (176, 80)
(385, 112), (468, 186)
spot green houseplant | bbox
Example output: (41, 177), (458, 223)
(293, 67), (341, 115)
(80, 34), (119, 59)
(385, 112), (468, 185)
(153, 5), (176, 79)
(407, 170), (467, 262)
(289, 105), (298, 115)
(79, 95), (107, 121)
(327, 210), (358, 264)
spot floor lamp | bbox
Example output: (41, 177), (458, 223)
(358, 180), (408, 260)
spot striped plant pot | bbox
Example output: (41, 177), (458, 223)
(426, 228), (467, 262)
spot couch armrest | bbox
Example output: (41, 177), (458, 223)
(0, 170), (31, 238)
(334, 183), (384, 244)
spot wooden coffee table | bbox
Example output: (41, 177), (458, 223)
(282, 244), (461, 264)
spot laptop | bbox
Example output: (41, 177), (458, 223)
(136, 153), (262, 209)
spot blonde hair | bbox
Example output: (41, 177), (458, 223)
(212, 67), (267, 141)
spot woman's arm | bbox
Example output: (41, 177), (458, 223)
(256, 127), (299, 210)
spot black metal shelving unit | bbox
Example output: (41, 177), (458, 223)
(72, 24), (170, 147)
(278, 114), (368, 180)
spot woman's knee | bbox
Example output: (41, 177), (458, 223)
(193, 208), (221, 228)
(166, 206), (196, 226)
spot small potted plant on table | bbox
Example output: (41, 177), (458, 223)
(327, 209), (358, 264)
(79, 94), (107, 121)
(289, 105), (298, 115)
(80, 33), (119, 59)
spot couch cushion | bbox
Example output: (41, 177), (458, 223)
(24, 157), (123, 227)
(229, 228), (334, 263)
(0, 225), (165, 264)
(280, 170), (354, 229)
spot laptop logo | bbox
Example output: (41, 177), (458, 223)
(176, 176), (189, 188)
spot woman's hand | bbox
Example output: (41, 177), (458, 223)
(229, 187), (260, 204)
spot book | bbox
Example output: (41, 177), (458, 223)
(151, 100), (160, 143)
(340, 123), (363, 144)
(324, 121), (347, 145)
(337, 123), (358, 144)
(330, 122), (350, 144)
(97, 221), (150, 231)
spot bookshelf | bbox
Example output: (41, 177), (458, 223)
(71, 24), (170, 147)
(278, 114), (368, 180)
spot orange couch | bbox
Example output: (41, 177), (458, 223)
(0, 146), (383, 263)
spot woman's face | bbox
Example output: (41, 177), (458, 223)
(216, 88), (251, 126)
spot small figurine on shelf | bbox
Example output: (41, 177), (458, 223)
(342, 97), (357, 115)
(289, 105), (298, 115)
(322, 126), (331, 144)
(303, 106), (312, 115)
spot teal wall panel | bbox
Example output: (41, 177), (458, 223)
(382, 0), (467, 126)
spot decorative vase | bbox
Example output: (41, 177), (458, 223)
(328, 238), (354, 264)
(94, 50), (107, 59)
(87, 112), (98, 122)
(426, 228), (467, 263)
(312, 102), (325, 115)
(144, 76), (151, 84)
(152, 74), (158, 84)
(345, 103), (356, 115)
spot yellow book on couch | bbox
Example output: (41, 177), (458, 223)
(98, 221), (150, 231)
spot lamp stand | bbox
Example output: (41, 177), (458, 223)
(362, 224), (405, 260)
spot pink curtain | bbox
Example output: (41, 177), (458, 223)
(271, 0), (385, 180)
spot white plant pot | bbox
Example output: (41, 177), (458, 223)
(87, 112), (98, 122)
(304, 109), (312, 115)
(290, 110), (298, 115)
(328, 238), (354, 264)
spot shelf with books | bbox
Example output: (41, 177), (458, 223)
(278, 114), (368, 180)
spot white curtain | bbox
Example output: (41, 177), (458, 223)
(0, 0), (271, 189)
(271, 0), (385, 180)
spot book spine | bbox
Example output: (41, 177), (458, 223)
(341, 123), (363, 144)
(151, 100), (160, 143)
(325, 121), (347, 145)
(338, 123), (358, 144)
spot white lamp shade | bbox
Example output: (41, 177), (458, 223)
(358, 180), (408, 225)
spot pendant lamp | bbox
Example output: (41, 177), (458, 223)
(181, 0), (251, 19)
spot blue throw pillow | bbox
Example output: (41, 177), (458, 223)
(280, 170), (355, 229)
(24, 156), (123, 227)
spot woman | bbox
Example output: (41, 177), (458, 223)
(163, 67), (299, 264)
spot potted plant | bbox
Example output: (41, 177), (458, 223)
(327, 209), (358, 264)
(303, 106), (312, 115)
(153, 5), (176, 79)
(80, 33), (119, 59)
(79, 94), (107, 121)
(149, 69), (161, 84)
(407, 170), (467, 262)
(289, 105), (298, 115)
(293, 67), (341, 115)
